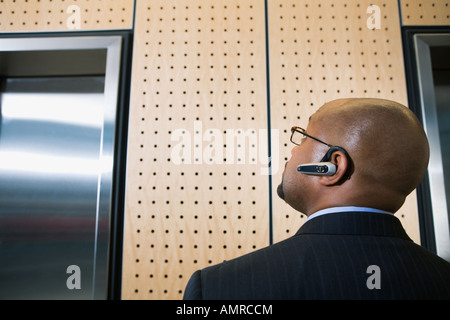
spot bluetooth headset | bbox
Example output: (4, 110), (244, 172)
(297, 146), (349, 176)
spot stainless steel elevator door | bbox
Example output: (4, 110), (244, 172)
(0, 36), (123, 299)
(432, 47), (450, 252)
(0, 77), (104, 299)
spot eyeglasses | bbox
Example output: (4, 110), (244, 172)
(290, 126), (350, 163)
(290, 126), (332, 147)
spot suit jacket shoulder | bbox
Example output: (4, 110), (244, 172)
(183, 270), (203, 300)
(183, 212), (450, 300)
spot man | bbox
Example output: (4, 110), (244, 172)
(183, 98), (450, 299)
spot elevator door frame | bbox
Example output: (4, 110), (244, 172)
(403, 27), (450, 262)
(414, 33), (450, 262)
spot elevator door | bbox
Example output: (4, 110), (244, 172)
(432, 46), (450, 219)
(0, 37), (122, 299)
(0, 77), (105, 299)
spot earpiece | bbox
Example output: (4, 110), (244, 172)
(297, 162), (336, 176)
(297, 146), (349, 176)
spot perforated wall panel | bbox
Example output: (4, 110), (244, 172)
(121, 0), (270, 300)
(401, 0), (450, 25)
(0, 0), (134, 32)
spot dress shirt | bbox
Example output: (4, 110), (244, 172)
(306, 206), (394, 222)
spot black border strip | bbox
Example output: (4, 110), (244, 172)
(108, 30), (133, 300)
(264, 0), (274, 246)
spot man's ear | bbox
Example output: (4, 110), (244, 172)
(318, 150), (349, 186)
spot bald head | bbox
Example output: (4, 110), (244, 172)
(278, 98), (430, 215)
(312, 98), (429, 208)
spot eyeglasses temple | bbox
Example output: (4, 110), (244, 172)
(291, 128), (332, 147)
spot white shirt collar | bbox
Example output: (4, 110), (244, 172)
(306, 206), (394, 222)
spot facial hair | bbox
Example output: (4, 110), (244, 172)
(277, 161), (288, 200)
(277, 182), (285, 200)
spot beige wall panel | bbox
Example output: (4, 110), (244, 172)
(122, 0), (269, 300)
(401, 0), (450, 25)
(268, 0), (420, 244)
(0, 0), (134, 32)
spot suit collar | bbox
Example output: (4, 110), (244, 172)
(296, 212), (412, 241)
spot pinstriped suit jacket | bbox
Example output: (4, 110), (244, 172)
(183, 212), (450, 300)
